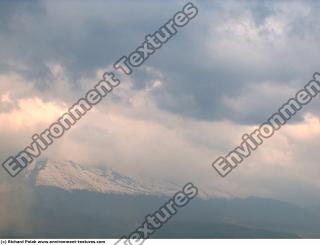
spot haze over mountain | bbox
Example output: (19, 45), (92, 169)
(24, 159), (182, 197)
(0, 159), (316, 238)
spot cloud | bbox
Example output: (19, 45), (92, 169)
(2, 0), (320, 123)
(1, 0), (320, 208)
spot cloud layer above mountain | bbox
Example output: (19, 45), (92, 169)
(1, 0), (320, 206)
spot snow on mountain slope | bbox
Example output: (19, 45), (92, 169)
(24, 159), (180, 196)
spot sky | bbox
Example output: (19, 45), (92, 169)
(1, 0), (320, 207)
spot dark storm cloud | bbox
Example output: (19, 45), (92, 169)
(1, 0), (320, 123)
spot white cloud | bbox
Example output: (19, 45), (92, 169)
(1, 1), (320, 207)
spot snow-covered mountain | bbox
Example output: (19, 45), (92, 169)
(24, 159), (181, 196)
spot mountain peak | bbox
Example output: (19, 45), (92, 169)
(24, 159), (179, 196)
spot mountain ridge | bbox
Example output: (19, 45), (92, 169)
(24, 159), (183, 197)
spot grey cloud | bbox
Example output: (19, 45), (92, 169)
(1, 0), (320, 125)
